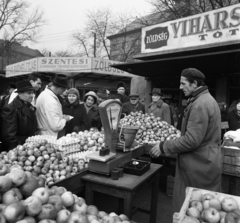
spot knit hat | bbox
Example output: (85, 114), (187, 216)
(181, 68), (205, 82)
(84, 91), (98, 104)
(68, 88), (80, 99)
(97, 88), (109, 99)
(117, 81), (126, 90)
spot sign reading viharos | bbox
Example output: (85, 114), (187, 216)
(142, 3), (240, 54)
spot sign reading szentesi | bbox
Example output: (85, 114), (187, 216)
(141, 3), (240, 53)
(6, 57), (135, 77)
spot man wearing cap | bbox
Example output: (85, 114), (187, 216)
(36, 75), (71, 138)
(1, 80), (37, 150)
(150, 68), (222, 213)
(8, 73), (42, 106)
(114, 81), (130, 104)
(122, 93), (145, 115)
(148, 88), (171, 124)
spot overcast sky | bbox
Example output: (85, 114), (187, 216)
(26, 0), (152, 54)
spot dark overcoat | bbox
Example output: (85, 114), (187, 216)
(122, 101), (145, 115)
(163, 86), (222, 212)
(1, 96), (37, 150)
(63, 101), (89, 134)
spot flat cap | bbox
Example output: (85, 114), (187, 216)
(181, 68), (205, 81)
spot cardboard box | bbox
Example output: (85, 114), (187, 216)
(173, 187), (240, 223)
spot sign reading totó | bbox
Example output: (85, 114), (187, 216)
(141, 3), (240, 54)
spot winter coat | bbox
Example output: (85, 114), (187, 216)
(63, 101), (89, 134)
(36, 89), (66, 137)
(122, 101), (145, 116)
(227, 110), (240, 131)
(112, 93), (130, 104)
(1, 96), (37, 151)
(83, 104), (102, 130)
(163, 86), (222, 212)
(148, 99), (171, 124)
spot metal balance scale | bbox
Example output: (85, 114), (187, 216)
(87, 99), (142, 175)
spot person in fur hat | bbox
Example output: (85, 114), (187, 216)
(63, 88), (89, 134)
(148, 88), (171, 124)
(83, 91), (102, 130)
(113, 81), (129, 104)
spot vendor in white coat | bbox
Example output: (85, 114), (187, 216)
(36, 75), (71, 138)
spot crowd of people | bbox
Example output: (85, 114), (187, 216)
(0, 73), (176, 151)
(0, 68), (239, 213)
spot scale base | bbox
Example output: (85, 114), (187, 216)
(87, 152), (116, 162)
(88, 152), (132, 175)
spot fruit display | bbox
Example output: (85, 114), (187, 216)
(0, 165), (132, 223)
(65, 128), (105, 153)
(182, 188), (240, 223)
(119, 111), (181, 145)
(0, 140), (89, 187)
(26, 135), (81, 154)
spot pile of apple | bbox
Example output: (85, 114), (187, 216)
(185, 192), (240, 223)
(0, 140), (88, 186)
(119, 111), (181, 145)
(66, 128), (105, 153)
(0, 165), (131, 223)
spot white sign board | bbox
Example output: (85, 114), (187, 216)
(37, 57), (91, 72)
(6, 57), (135, 78)
(6, 58), (38, 77)
(141, 3), (240, 54)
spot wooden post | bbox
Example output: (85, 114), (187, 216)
(215, 77), (228, 104)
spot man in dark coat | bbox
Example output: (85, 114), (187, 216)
(114, 81), (129, 104)
(1, 80), (37, 151)
(122, 93), (145, 115)
(150, 68), (222, 213)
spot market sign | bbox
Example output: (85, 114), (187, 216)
(38, 57), (91, 72)
(91, 58), (135, 77)
(141, 3), (240, 54)
(6, 58), (38, 77)
(6, 57), (134, 78)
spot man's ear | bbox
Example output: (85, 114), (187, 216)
(193, 80), (198, 87)
(29, 80), (34, 85)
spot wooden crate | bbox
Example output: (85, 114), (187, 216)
(173, 187), (240, 223)
(222, 146), (240, 176)
(50, 170), (88, 195)
(221, 174), (240, 196)
(167, 175), (175, 197)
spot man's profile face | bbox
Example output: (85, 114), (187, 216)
(180, 76), (195, 97)
(30, 78), (42, 91)
(18, 91), (34, 103)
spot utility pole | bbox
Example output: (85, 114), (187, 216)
(93, 33), (96, 58)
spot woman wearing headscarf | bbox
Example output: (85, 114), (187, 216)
(63, 88), (89, 134)
(148, 88), (171, 124)
(227, 99), (240, 131)
(83, 91), (101, 130)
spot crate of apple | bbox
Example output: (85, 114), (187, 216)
(175, 187), (240, 223)
(119, 111), (181, 145)
(0, 140), (89, 186)
(0, 166), (132, 223)
(66, 128), (105, 153)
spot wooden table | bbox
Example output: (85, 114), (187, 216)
(81, 163), (161, 223)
